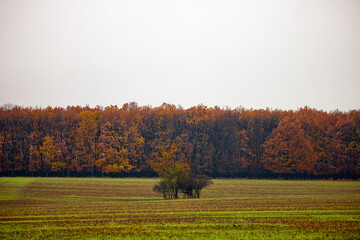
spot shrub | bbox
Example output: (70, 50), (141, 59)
(153, 180), (172, 198)
(153, 172), (213, 199)
(180, 174), (213, 198)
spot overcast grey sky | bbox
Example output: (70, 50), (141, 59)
(0, 0), (359, 111)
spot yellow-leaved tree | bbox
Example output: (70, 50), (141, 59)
(96, 148), (134, 175)
(40, 136), (66, 175)
(151, 140), (192, 198)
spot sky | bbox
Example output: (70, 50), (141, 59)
(0, 0), (359, 111)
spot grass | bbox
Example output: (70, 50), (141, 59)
(0, 178), (359, 239)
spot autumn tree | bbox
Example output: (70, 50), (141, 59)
(185, 105), (215, 175)
(333, 116), (360, 179)
(151, 142), (191, 198)
(151, 138), (213, 198)
(240, 109), (281, 177)
(97, 120), (135, 176)
(0, 134), (4, 173)
(28, 144), (41, 174)
(76, 111), (99, 176)
(212, 110), (250, 177)
(262, 118), (315, 178)
(96, 147), (134, 176)
(40, 136), (57, 176)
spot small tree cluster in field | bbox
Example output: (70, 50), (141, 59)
(151, 142), (213, 199)
(153, 171), (213, 199)
(179, 173), (213, 198)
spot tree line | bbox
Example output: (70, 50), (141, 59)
(0, 103), (359, 179)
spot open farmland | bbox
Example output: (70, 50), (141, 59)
(0, 178), (359, 239)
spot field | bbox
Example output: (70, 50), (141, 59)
(0, 178), (359, 239)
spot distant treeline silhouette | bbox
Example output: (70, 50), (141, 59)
(0, 103), (359, 179)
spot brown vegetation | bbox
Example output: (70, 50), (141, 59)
(0, 103), (359, 179)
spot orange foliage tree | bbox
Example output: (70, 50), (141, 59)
(262, 118), (315, 178)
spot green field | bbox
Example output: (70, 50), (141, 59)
(0, 178), (359, 239)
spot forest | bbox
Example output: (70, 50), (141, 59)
(0, 102), (359, 179)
